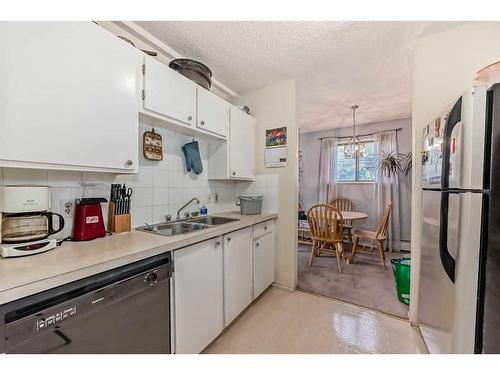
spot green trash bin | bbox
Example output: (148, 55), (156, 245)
(391, 257), (411, 305)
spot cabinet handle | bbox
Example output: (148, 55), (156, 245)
(232, 171), (236, 176)
(200, 120), (205, 126)
(264, 226), (268, 230)
(125, 160), (133, 167)
(256, 242), (260, 247)
(227, 237), (231, 242)
(187, 115), (192, 121)
(215, 241), (221, 247)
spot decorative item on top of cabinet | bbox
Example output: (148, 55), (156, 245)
(143, 128), (163, 161)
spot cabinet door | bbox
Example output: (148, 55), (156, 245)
(0, 22), (140, 172)
(173, 237), (223, 354)
(143, 56), (197, 127)
(229, 107), (255, 179)
(223, 227), (253, 326)
(253, 232), (275, 298)
(197, 88), (229, 138)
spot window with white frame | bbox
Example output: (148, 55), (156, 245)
(335, 140), (376, 182)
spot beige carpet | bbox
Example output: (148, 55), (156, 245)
(297, 244), (410, 318)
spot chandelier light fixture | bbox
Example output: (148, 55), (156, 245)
(344, 104), (366, 159)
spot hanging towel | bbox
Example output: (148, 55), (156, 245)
(182, 140), (203, 174)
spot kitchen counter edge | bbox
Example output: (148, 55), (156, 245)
(0, 212), (278, 305)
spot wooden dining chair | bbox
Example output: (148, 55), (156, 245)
(330, 198), (354, 247)
(350, 203), (393, 269)
(307, 204), (345, 273)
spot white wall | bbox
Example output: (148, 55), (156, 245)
(235, 79), (298, 290)
(299, 118), (412, 241)
(410, 21), (500, 324)
(0, 123), (279, 240)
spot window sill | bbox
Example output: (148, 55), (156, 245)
(335, 181), (374, 185)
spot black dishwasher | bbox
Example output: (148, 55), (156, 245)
(0, 252), (172, 354)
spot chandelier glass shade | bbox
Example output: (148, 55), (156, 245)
(344, 105), (365, 159)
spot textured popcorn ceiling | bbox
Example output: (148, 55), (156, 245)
(135, 21), (462, 132)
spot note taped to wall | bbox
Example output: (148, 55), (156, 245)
(265, 146), (287, 167)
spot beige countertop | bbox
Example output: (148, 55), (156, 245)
(0, 211), (278, 305)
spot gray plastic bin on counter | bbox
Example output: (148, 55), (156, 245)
(236, 195), (264, 215)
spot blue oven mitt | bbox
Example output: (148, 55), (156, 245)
(181, 141), (203, 174)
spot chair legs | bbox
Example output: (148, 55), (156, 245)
(309, 241), (318, 267)
(350, 236), (359, 263)
(308, 240), (343, 273)
(350, 237), (386, 269)
(377, 240), (387, 270)
(346, 228), (353, 250)
(335, 242), (343, 273)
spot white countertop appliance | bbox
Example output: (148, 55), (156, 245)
(0, 186), (64, 258)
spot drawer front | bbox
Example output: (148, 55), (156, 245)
(253, 220), (274, 238)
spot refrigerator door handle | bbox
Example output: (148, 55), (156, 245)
(441, 97), (462, 190)
(439, 191), (456, 283)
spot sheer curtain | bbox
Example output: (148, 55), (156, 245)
(373, 130), (401, 252)
(318, 138), (338, 204)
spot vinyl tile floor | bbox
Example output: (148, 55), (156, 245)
(204, 287), (427, 354)
(297, 244), (410, 318)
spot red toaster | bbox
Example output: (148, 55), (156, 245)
(72, 198), (107, 241)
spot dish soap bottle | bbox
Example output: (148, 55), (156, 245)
(200, 205), (208, 216)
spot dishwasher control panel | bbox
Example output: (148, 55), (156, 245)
(36, 306), (77, 331)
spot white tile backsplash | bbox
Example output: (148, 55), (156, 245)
(131, 187), (154, 208)
(3, 168), (48, 185)
(152, 169), (169, 188)
(0, 124), (280, 231)
(152, 187), (169, 206)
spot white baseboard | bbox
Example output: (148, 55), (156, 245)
(400, 240), (411, 252)
(272, 282), (295, 292)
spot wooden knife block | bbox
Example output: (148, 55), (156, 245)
(108, 202), (131, 234)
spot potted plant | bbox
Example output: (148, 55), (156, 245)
(376, 151), (412, 178)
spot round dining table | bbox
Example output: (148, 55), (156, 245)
(297, 211), (368, 245)
(340, 211), (368, 221)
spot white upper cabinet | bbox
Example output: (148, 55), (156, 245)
(229, 107), (255, 179)
(207, 106), (255, 180)
(196, 87), (229, 138)
(142, 56), (197, 127)
(0, 22), (141, 173)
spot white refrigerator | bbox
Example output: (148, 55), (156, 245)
(419, 85), (492, 353)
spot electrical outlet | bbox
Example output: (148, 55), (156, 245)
(61, 200), (74, 218)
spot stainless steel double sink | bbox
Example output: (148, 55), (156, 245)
(136, 216), (240, 237)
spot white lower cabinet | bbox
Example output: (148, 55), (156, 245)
(253, 231), (276, 298)
(172, 220), (276, 353)
(173, 237), (223, 354)
(223, 227), (253, 326)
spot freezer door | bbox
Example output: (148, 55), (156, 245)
(446, 87), (487, 190)
(418, 190), (459, 352)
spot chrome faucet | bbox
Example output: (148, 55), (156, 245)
(177, 197), (200, 220)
